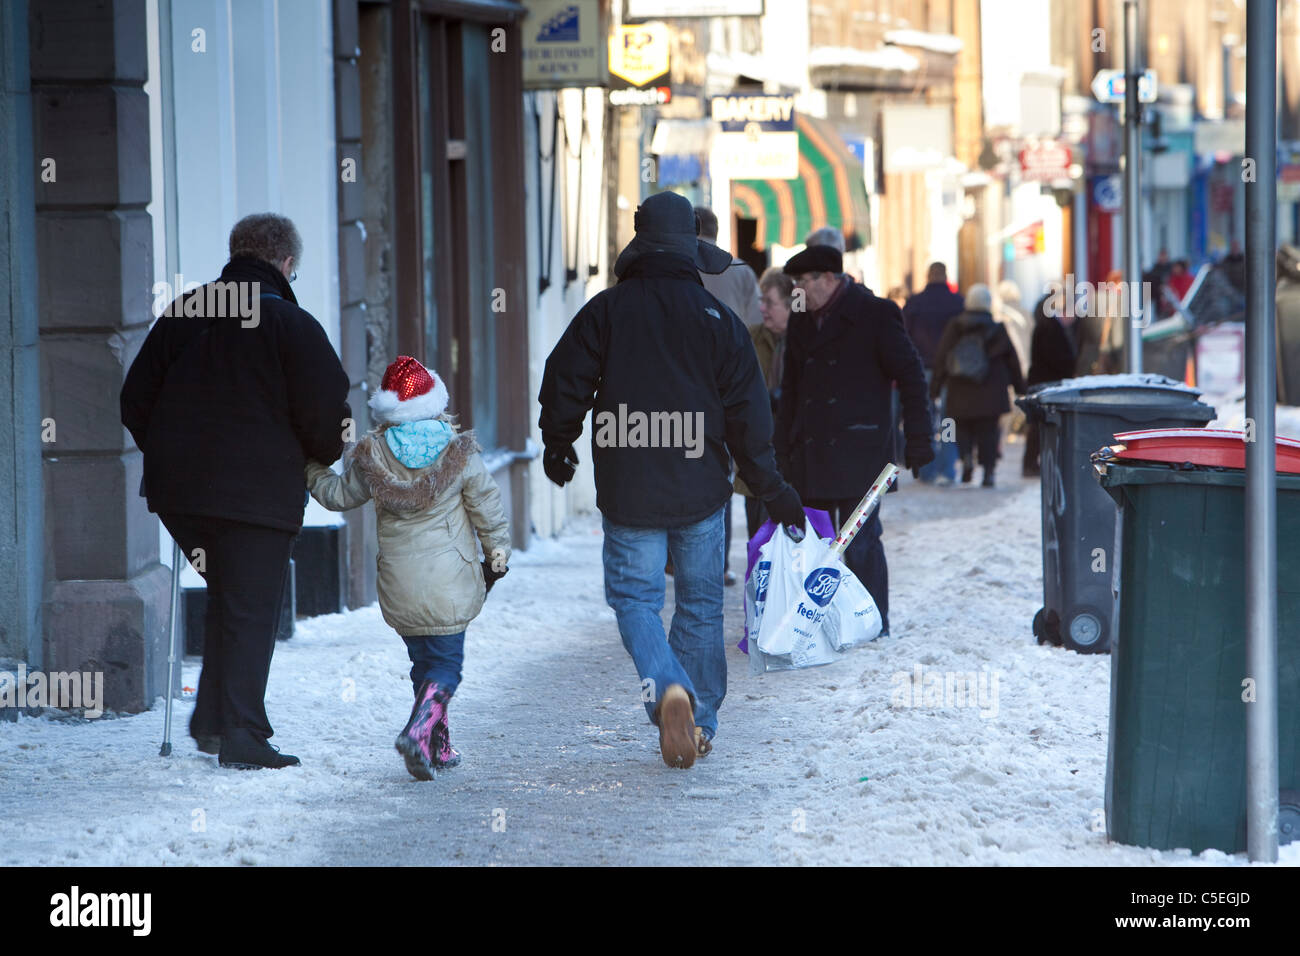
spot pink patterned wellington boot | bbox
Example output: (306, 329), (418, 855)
(431, 690), (461, 770)
(394, 681), (447, 781)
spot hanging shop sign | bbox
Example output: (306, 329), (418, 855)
(608, 22), (670, 89)
(708, 93), (798, 180)
(1019, 141), (1072, 182)
(522, 0), (605, 90)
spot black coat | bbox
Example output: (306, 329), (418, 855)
(120, 256), (352, 533)
(902, 282), (965, 370)
(775, 279), (931, 501)
(537, 252), (789, 528)
(1027, 294), (1078, 387)
(931, 310), (1026, 419)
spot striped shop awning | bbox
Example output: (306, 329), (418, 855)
(732, 114), (872, 250)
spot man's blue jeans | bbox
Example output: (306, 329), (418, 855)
(919, 370), (958, 483)
(602, 506), (726, 740)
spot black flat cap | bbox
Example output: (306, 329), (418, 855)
(783, 244), (843, 276)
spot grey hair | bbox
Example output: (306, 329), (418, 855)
(229, 213), (303, 268)
(803, 226), (845, 253)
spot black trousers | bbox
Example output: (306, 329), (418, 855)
(1023, 420), (1042, 474)
(160, 513), (295, 741)
(744, 496), (768, 540)
(955, 417), (1001, 473)
(803, 497), (890, 634)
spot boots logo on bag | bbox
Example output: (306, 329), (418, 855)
(753, 561), (771, 603)
(802, 568), (842, 606)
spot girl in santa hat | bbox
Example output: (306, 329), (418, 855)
(305, 356), (511, 780)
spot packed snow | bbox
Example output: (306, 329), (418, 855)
(2, 447), (1297, 866)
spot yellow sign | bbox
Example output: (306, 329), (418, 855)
(609, 23), (670, 88)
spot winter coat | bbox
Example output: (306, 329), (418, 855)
(902, 282), (966, 370)
(120, 256), (351, 533)
(775, 278), (931, 501)
(1027, 295), (1078, 388)
(734, 322), (785, 498)
(305, 424), (511, 637)
(700, 255), (762, 329)
(930, 310), (1026, 420)
(538, 252), (791, 528)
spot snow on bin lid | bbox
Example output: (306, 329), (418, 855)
(1102, 428), (1300, 474)
(1029, 373), (1203, 406)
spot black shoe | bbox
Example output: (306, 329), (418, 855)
(982, 472), (996, 488)
(961, 466), (974, 484)
(194, 734), (221, 755)
(219, 728), (300, 770)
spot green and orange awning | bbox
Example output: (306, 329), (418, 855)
(732, 114), (872, 250)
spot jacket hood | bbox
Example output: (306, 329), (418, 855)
(616, 252), (707, 284)
(348, 428), (480, 513)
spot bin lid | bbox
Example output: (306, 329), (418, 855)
(1099, 427), (1300, 474)
(1026, 373), (1203, 408)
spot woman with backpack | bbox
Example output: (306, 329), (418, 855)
(930, 284), (1026, 488)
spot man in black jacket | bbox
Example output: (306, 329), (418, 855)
(121, 213), (351, 769)
(538, 192), (804, 768)
(903, 262), (965, 484)
(779, 245), (933, 637)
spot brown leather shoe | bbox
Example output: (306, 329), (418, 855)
(655, 684), (696, 769)
(694, 727), (712, 758)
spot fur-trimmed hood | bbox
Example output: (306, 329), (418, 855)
(347, 426), (480, 513)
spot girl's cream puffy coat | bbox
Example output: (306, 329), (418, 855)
(306, 426), (511, 636)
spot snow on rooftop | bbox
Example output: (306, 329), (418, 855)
(883, 29), (964, 55)
(808, 45), (920, 73)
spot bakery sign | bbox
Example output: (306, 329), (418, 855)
(709, 94), (798, 180)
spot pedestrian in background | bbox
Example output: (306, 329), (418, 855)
(930, 284), (1026, 488)
(735, 267), (793, 538)
(696, 207), (762, 585)
(903, 262), (965, 485)
(1023, 289), (1078, 477)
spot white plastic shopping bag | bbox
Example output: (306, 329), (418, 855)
(746, 464), (897, 671)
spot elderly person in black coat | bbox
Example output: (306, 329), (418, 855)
(930, 284), (1026, 488)
(776, 244), (933, 637)
(120, 213), (351, 770)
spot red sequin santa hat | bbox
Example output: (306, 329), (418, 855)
(368, 355), (450, 424)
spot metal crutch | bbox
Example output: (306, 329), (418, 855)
(160, 538), (182, 756)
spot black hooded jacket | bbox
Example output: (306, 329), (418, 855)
(931, 309), (1026, 419)
(120, 256), (352, 532)
(538, 252), (790, 528)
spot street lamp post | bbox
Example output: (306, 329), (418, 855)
(1123, 0), (1144, 372)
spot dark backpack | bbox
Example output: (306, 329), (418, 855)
(947, 327), (992, 383)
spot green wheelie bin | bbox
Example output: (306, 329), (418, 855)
(1094, 428), (1300, 853)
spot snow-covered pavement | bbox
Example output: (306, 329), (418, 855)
(3, 445), (1297, 866)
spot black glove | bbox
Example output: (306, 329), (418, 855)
(764, 484), (806, 533)
(904, 434), (936, 479)
(482, 560), (507, 594)
(543, 443), (579, 487)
